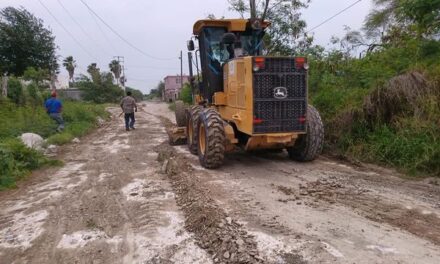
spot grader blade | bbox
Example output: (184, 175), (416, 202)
(167, 127), (187, 146)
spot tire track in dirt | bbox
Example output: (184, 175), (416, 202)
(155, 114), (306, 263)
(155, 143), (266, 263)
(275, 179), (440, 245)
(0, 105), (212, 264)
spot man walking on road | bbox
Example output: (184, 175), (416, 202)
(45, 91), (65, 132)
(120, 91), (138, 131)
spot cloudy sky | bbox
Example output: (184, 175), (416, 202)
(1, 0), (372, 93)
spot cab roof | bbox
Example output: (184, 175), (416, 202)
(193, 19), (270, 35)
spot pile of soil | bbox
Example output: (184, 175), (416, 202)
(155, 143), (264, 264)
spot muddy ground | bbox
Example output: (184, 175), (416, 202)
(0, 101), (439, 264)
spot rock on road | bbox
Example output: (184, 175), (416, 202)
(0, 101), (439, 264)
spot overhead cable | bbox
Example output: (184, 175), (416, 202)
(78, 0), (176, 61)
(37, 0), (98, 61)
(305, 0), (363, 34)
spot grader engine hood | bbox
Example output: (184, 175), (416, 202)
(252, 57), (308, 134)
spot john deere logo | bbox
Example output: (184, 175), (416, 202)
(274, 87), (288, 99)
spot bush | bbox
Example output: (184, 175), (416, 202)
(168, 102), (176, 112)
(77, 73), (124, 103)
(0, 100), (55, 139)
(7, 77), (24, 105)
(0, 99), (108, 188)
(179, 83), (192, 104)
(310, 39), (440, 177)
(46, 101), (108, 145)
(0, 138), (56, 189)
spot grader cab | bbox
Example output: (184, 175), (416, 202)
(172, 19), (324, 169)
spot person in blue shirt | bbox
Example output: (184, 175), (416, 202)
(45, 91), (65, 132)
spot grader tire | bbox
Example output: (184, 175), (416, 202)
(288, 105), (324, 161)
(175, 100), (186, 127)
(187, 106), (202, 155)
(197, 108), (225, 169)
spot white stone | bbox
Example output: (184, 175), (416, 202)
(97, 117), (105, 127)
(20, 133), (44, 150)
(72, 138), (81, 144)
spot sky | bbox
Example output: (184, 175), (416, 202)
(1, 0), (372, 93)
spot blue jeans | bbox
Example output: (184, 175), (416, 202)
(49, 113), (65, 132)
(124, 113), (135, 129)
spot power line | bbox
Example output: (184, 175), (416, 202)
(37, 0), (98, 61)
(126, 65), (180, 71)
(78, 0), (176, 61)
(56, 0), (112, 57)
(85, 2), (119, 55)
(305, 0), (363, 34)
(128, 77), (162, 82)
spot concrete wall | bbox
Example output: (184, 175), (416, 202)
(57, 88), (83, 101)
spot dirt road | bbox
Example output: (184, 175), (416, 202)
(1, 102), (439, 264)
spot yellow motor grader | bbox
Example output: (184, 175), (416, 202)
(172, 18), (324, 169)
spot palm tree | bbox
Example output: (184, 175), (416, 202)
(109, 60), (121, 85)
(87, 63), (100, 83)
(62, 56), (76, 84)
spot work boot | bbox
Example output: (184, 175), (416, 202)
(130, 126), (135, 130)
(126, 128), (129, 131)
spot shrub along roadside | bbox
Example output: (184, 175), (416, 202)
(0, 138), (61, 189)
(0, 100), (109, 189)
(309, 39), (440, 177)
(46, 102), (109, 145)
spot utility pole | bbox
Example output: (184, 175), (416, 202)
(114, 56), (126, 92)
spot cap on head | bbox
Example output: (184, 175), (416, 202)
(127, 91), (132, 96)
(51, 91), (57, 97)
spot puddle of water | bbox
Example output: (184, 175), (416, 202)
(0, 210), (48, 249)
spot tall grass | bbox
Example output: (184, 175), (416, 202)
(0, 99), (109, 188)
(46, 102), (109, 145)
(310, 39), (440, 177)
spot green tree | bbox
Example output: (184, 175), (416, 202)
(364, 0), (440, 42)
(109, 60), (122, 85)
(23, 67), (49, 89)
(0, 7), (58, 76)
(87, 63), (100, 83)
(228, 0), (312, 55)
(77, 72), (124, 104)
(62, 56), (76, 83)
(7, 77), (24, 105)
(399, 0), (440, 37)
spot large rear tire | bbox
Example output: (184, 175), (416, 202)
(197, 108), (225, 169)
(187, 106), (202, 155)
(175, 100), (186, 127)
(287, 105), (324, 161)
